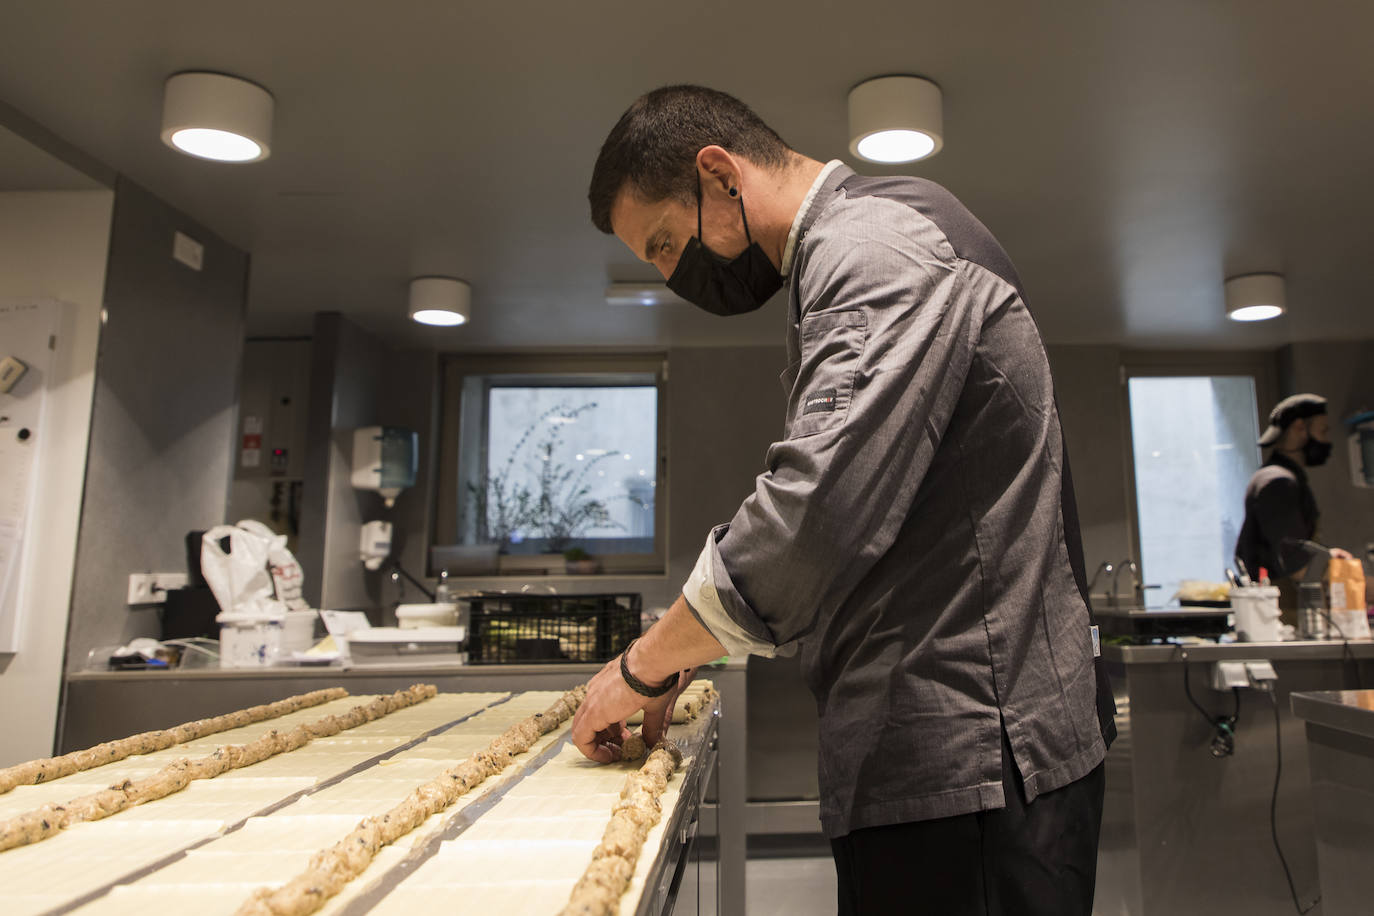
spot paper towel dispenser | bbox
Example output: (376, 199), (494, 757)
(351, 426), (418, 506)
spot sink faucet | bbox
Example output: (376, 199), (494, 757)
(1112, 559), (1142, 604)
(1088, 561), (1114, 597)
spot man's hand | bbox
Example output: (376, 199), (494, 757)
(570, 655), (697, 763)
(571, 656), (649, 763)
(1330, 547), (1354, 560)
(571, 596), (728, 763)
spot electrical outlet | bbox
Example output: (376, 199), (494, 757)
(127, 573), (189, 606)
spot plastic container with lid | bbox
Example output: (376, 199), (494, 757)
(346, 626), (466, 665)
(395, 603), (459, 629)
(217, 613), (284, 667)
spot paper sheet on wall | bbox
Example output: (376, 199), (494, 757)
(0, 436), (35, 521)
(0, 425), (31, 620)
(0, 299), (59, 653)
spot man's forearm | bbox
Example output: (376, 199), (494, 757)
(627, 594), (729, 684)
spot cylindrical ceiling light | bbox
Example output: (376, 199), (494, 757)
(848, 75), (944, 164)
(1224, 273), (1286, 322)
(161, 72), (274, 163)
(408, 277), (470, 327)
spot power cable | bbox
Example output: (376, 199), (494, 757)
(1318, 609), (1364, 690)
(1181, 655), (1240, 757)
(1267, 688), (1320, 915)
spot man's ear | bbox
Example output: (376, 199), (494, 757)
(695, 146), (739, 198)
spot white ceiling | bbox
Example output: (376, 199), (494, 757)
(2, 1), (1372, 351)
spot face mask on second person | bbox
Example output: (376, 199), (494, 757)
(1302, 435), (1333, 467)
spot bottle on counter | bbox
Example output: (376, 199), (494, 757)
(434, 569), (471, 654)
(434, 568), (455, 605)
(435, 570), (468, 625)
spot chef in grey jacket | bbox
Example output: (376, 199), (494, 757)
(572, 85), (1114, 915)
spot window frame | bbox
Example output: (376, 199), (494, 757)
(1118, 349), (1278, 594)
(432, 352), (668, 577)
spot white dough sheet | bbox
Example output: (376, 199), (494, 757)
(312, 691), (580, 916)
(62, 691), (573, 916)
(361, 739), (690, 916)
(7, 691), (507, 915)
(0, 819), (226, 916)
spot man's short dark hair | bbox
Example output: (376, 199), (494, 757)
(588, 85), (792, 234)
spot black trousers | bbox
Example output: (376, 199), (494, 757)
(830, 732), (1106, 916)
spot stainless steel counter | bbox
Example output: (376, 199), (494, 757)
(61, 660), (748, 916)
(1104, 640), (1374, 663)
(1097, 639), (1374, 915)
(1291, 687), (1374, 737)
(1291, 689), (1374, 916)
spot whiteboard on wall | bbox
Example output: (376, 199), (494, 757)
(0, 300), (59, 654)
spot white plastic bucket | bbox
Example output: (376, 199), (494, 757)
(1231, 586), (1281, 642)
(218, 614), (284, 667)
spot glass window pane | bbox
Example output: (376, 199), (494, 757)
(1127, 376), (1260, 607)
(460, 379), (657, 556)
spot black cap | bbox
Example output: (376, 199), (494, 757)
(1258, 393), (1327, 446)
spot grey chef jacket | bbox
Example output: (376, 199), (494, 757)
(682, 163), (1114, 838)
(1235, 451), (1319, 581)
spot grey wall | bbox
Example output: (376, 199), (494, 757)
(1278, 341), (1374, 562)
(64, 177), (247, 672)
(661, 347), (789, 591)
(1048, 345), (1136, 592)
(296, 312), (439, 615)
(227, 338), (313, 547)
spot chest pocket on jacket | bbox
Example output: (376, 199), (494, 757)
(788, 308), (867, 439)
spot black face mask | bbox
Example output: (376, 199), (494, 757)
(1302, 436), (1333, 467)
(666, 181), (783, 317)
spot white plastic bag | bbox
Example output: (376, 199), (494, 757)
(201, 524), (289, 622)
(235, 519), (309, 611)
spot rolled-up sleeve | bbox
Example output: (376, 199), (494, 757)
(682, 526), (789, 657)
(684, 201), (1002, 654)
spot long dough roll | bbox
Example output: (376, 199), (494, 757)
(234, 685), (588, 916)
(0, 686), (349, 795)
(0, 685), (436, 854)
(559, 740), (683, 916)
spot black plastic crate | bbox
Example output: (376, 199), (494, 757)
(466, 592), (641, 664)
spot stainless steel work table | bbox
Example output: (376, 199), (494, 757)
(1290, 689), (1374, 916)
(60, 660), (748, 916)
(1097, 640), (1374, 916)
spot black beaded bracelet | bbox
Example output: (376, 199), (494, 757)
(619, 638), (680, 698)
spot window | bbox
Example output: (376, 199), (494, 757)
(434, 355), (666, 575)
(1125, 372), (1264, 607)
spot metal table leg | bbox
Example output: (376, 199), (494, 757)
(712, 658), (748, 916)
